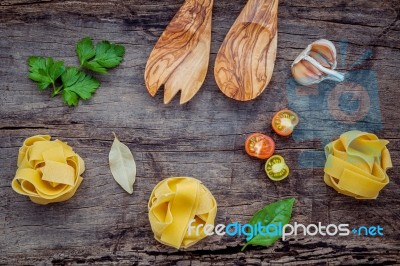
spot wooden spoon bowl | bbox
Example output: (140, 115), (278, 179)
(214, 0), (279, 101)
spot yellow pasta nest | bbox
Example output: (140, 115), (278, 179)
(11, 135), (85, 205)
(324, 130), (392, 199)
(148, 177), (217, 249)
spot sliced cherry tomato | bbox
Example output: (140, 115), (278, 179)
(272, 109), (299, 136)
(265, 155), (289, 181)
(245, 133), (275, 159)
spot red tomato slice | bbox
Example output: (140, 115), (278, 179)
(245, 133), (275, 159)
(272, 109), (299, 136)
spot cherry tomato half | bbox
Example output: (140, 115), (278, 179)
(245, 133), (275, 159)
(272, 109), (299, 137)
(265, 155), (290, 181)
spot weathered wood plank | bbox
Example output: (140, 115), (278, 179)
(0, 0), (399, 265)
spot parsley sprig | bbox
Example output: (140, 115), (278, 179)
(27, 37), (125, 106)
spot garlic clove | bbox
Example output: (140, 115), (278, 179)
(308, 51), (331, 68)
(311, 41), (336, 65)
(302, 59), (324, 76)
(292, 39), (344, 86)
(291, 60), (322, 86)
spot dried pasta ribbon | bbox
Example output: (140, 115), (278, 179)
(324, 131), (392, 199)
(148, 177), (217, 249)
(11, 135), (85, 205)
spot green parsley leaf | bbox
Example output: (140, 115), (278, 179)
(83, 40), (125, 74)
(28, 56), (65, 90)
(28, 37), (124, 107)
(61, 67), (100, 106)
(62, 89), (79, 106)
(76, 37), (96, 66)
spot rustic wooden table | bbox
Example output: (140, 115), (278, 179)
(1, 0), (399, 265)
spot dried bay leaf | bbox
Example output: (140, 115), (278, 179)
(109, 133), (136, 194)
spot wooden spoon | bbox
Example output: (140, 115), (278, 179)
(145, 0), (213, 104)
(214, 0), (279, 101)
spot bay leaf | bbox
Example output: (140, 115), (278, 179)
(109, 132), (136, 194)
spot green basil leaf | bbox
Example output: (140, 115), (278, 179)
(242, 198), (295, 251)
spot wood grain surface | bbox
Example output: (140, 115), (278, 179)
(214, 0), (278, 101)
(144, 0), (213, 104)
(0, 0), (399, 265)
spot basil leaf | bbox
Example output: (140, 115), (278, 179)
(242, 198), (295, 251)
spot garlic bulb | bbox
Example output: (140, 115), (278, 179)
(291, 39), (344, 86)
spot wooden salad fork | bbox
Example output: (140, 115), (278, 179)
(214, 0), (279, 101)
(145, 0), (213, 104)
